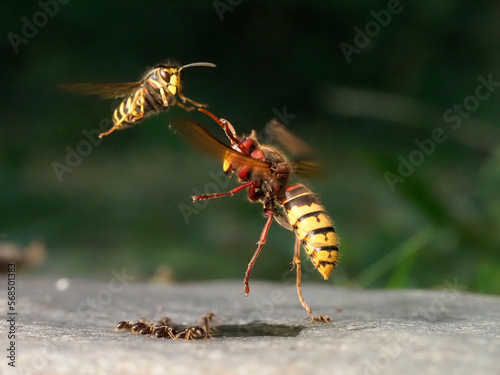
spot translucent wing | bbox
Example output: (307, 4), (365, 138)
(266, 120), (324, 178)
(266, 120), (315, 157)
(59, 81), (142, 99)
(169, 119), (271, 171)
(292, 160), (324, 179)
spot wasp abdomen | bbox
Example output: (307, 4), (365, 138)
(112, 91), (150, 129)
(283, 183), (339, 280)
(113, 97), (135, 128)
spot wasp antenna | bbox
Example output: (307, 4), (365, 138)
(179, 62), (216, 71)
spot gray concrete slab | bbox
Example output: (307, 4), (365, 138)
(1, 277), (499, 375)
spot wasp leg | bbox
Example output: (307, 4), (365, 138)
(293, 237), (312, 315)
(99, 89), (146, 138)
(192, 181), (255, 202)
(243, 209), (274, 296)
(174, 328), (194, 340)
(178, 90), (208, 109)
(175, 101), (197, 112)
(158, 86), (171, 107)
(130, 89), (146, 122)
(99, 114), (127, 138)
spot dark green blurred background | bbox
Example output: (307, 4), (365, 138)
(2, 1), (500, 293)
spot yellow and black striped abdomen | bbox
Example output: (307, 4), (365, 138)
(112, 87), (165, 131)
(112, 91), (144, 129)
(283, 183), (339, 280)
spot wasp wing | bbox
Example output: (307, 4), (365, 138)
(265, 120), (315, 156)
(59, 81), (142, 99)
(292, 160), (324, 179)
(266, 119), (324, 178)
(169, 119), (271, 171)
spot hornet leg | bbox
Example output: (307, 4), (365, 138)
(243, 209), (274, 296)
(192, 181), (255, 202)
(293, 237), (312, 314)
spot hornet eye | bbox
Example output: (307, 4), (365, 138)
(160, 69), (170, 82)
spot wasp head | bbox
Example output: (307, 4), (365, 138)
(152, 66), (181, 96)
(154, 61), (216, 97)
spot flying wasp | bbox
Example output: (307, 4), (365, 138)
(170, 109), (339, 314)
(61, 61), (216, 138)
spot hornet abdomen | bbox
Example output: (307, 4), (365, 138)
(282, 183), (339, 280)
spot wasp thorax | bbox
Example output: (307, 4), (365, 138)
(274, 161), (291, 180)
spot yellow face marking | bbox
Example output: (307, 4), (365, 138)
(167, 84), (178, 96)
(157, 68), (181, 96)
(167, 72), (180, 95)
(169, 73), (180, 86)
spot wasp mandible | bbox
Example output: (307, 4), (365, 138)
(170, 109), (339, 314)
(61, 61), (216, 138)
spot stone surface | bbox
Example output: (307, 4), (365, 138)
(1, 277), (499, 375)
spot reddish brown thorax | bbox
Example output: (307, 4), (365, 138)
(224, 136), (267, 182)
